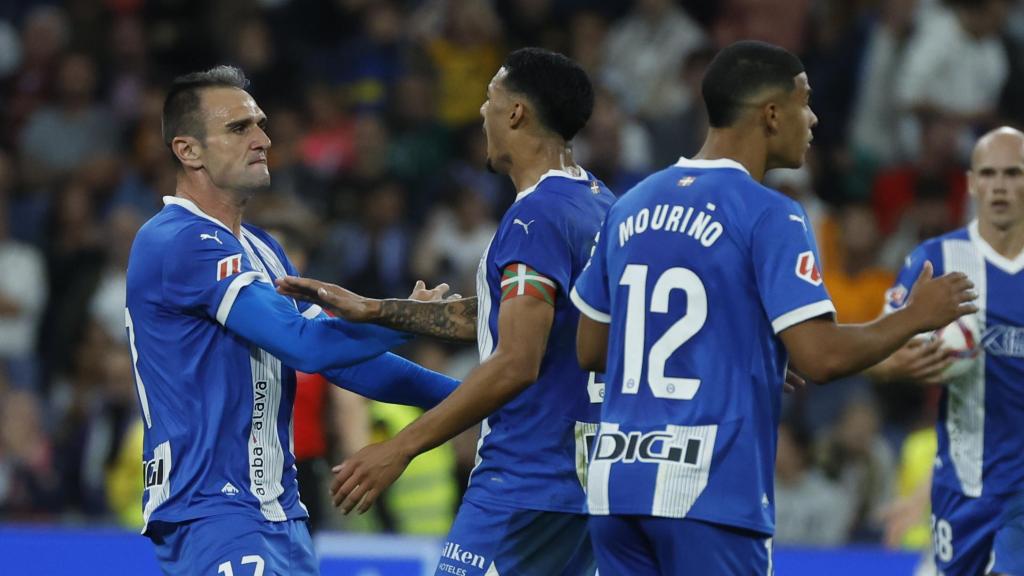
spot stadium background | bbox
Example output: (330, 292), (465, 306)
(0, 0), (1017, 573)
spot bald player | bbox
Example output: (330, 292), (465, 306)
(882, 127), (1024, 576)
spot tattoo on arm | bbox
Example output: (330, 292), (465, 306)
(377, 297), (478, 342)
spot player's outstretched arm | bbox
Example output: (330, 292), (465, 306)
(321, 352), (458, 410)
(225, 279), (410, 373)
(276, 276), (477, 342)
(327, 293), (554, 514)
(781, 262), (977, 383)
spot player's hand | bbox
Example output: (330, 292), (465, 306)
(783, 369), (806, 393)
(876, 337), (953, 385)
(904, 261), (978, 332)
(408, 280), (457, 302)
(274, 276), (378, 322)
(329, 440), (412, 515)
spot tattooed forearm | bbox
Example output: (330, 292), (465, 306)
(377, 297), (478, 342)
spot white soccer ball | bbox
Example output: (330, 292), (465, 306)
(929, 314), (982, 380)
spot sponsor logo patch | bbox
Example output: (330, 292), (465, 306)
(217, 254), (242, 281)
(795, 251), (822, 286)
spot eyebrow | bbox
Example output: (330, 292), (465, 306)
(224, 115), (267, 131)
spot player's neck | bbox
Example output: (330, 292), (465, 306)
(978, 218), (1024, 260)
(508, 138), (580, 193)
(175, 173), (247, 236)
(693, 129), (768, 181)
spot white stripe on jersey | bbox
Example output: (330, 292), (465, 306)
(239, 231), (290, 520)
(216, 271), (263, 325)
(242, 229), (289, 279)
(249, 346), (287, 521)
(942, 238), (987, 497)
(125, 307), (153, 428)
(141, 440), (172, 532)
(587, 422), (618, 515)
(476, 236), (496, 361)
(651, 423), (717, 517)
(469, 236), (497, 486)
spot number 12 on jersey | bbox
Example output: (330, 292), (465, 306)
(619, 264), (707, 400)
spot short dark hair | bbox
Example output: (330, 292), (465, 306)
(701, 41), (804, 128)
(162, 65), (250, 151)
(501, 47), (593, 141)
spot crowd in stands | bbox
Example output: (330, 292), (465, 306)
(0, 0), (1019, 550)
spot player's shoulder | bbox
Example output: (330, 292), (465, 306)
(134, 201), (244, 262)
(914, 226), (970, 255)
(508, 169), (609, 223)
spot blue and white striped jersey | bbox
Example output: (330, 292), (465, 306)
(127, 197), (323, 532)
(469, 168), (615, 513)
(571, 158), (835, 534)
(886, 222), (1024, 498)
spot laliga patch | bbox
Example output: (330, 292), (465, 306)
(885, 284), (908, 308)
(795, 251), (822, 286)
(217, 254), (242, 281)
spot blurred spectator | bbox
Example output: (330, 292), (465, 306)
(568, 10), (608, 76)
(817, 395), (897, 542)
(849, 0), (920, 171)
(878, 173), (962, 271)
(411, 183), (497, 294)
(419, 0), (504, 129)
(870, 114), (967, 238)
(88, 207), (142, 343)
(18, 52), (119, 190)
(822, 204), (895, 324)
(229, 16), (299, 109)
(299, 83), (356, 179)
(0, 387), (62, 518)
(264, 106), (330, 211)
(601, 0), (705, 121)
(38, 181), (105, 388)
(314, 178), (411, 297)
(646, 45), (714, 168)
(3, 5), (69, 145)
(712, 0), (809, 55)
(328, 113), (393, 220)
(389, 71), (452, 215)
(0, 182), (46, 391)
(774, 421), (852, 546)
(106, 15), (149, 123)
(895, 0), (1010, 159)
(332, 1), (406, 113)
(575, 87), (652, 192)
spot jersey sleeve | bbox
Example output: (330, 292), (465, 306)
(570, 220), (611, 323)
(884, 243), (934, 313)
(162, 224), (267, 323)
(750, 200), (836, 334)
(491, 199), (572, 298)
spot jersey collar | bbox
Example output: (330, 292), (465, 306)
(674, 157), (750, 174)
(515, 166), (591, 203)
(163, 196), (238, 238)
(968, 219), (1024, 275)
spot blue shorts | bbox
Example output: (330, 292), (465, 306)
(589, 515), (772, 576)
(148, 515), (318, 576)
(932, 484), (1024, 576)
(435, 497), (595, 576)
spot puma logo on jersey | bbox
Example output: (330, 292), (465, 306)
(200, 231), (223, 245)
(513, 218), (535, 234)
(788, 214), (807, 231)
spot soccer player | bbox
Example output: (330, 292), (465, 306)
(278, 48), (614, 575)
(569, 40), (978, 574)
(881, 126), (1024, 576)
(126, 66), (458, 576)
